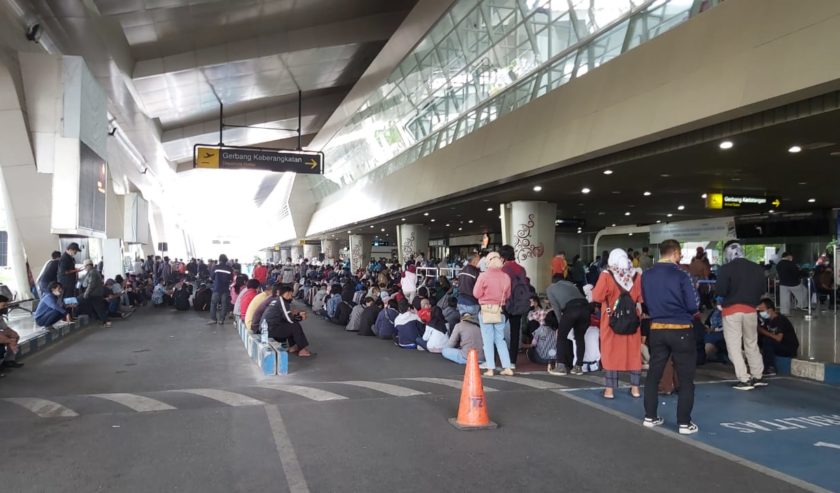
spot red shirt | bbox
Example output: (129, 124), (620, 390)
(418, 307), (432, 324)
(238, 288), (259, 320)
(253, 265), (268, 285)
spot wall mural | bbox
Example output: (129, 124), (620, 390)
(322, 242), (335, 260)
(513, 213), (544, 262)
(350, 241), (364, 271)
(401, 231), (416, 261)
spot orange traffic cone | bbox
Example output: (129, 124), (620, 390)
(449, 348), (498, 430)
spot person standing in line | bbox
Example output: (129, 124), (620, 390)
(207, 254), (233, 325)
(641, 239), (699, 435)
(775, 252), (806, 315)
(456, 254), (481, 317)
(36, 251), (61, 298)
(591, 249), (643, 399)
(639, 247), (654, 271)
(499, 245), (530, 368)
(472, 252), (514, 377)
(57, 243), (81, 298)
(546, 275), (590, 376)
(79, 260), (111, 328)
(716, 240), (767, 390)
(550, 251), (568, 282)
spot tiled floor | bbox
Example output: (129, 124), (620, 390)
(790, 304), (840, 363)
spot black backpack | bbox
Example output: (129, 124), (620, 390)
(608, 274), (640, 335)
(505, 268), (532, 316)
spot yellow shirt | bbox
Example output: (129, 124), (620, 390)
(245, 291), (270, 330)
(632, 258), (640, 268)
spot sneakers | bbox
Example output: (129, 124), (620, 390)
(571, 365), (584, 376)
(732, 381), (755, 391)
(500, 368), (515, 376)
(762, 367), (777, 377)
(483, 369), (495, 377)
(416, 346), (426, 352)
(751, 378), (769, 387)
(547, 365), (567, 376)
(643, 417), (664, 428)
(206, 320), (218, 326)
(679, 422), (700, 435)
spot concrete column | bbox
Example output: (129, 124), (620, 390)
(321, 239), (338, 264)
(303, 243), (321, 261)
(348, 234), (372, 272)
(501, 201), (556, 293)
(280, 248), (290, 261)
(397, 224), (429, 265)
(290, 245), (303, 263)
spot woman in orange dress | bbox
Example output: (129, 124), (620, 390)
(591, 249), (643, 399)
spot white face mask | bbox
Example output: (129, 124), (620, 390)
(759, 311), (770, 320)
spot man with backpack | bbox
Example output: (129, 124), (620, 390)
(499, 245), (531, 368)
(640, 239), (699, 435)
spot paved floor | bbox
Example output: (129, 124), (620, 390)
(0, 306), (831, 492)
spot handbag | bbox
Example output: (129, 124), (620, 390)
(480, 303), (503, 324)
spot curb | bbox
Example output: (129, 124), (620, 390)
(16, 315), (91, 359)
(776, 356), (840, 384)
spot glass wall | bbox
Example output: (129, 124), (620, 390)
(320, 0), (722, 194)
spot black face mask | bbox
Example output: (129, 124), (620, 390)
(0, 307), (8, 315)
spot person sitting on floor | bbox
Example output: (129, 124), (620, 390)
(373, 299), (399, 339)
(442, 296), (460, 333)
(527, 310), (559, 370)
(331, 288), (354, 326)
(417, 297), (432, 324)
(441, 313), (485, 365)
(394, 299), (424, 349)
(172, 279), (193, 312)
(312, 283), (329, 317)
(358, 298), (383, 337)
(346, 297), (372, 332)
(757, 298), (799, 377)
(151, 279), (168, 308)
(261, 285), (313, 357)
(193, 283), (212, 311)
(417, 306), (449, 353)
(33, 282), (73, 328)
(325, 285), (342, 320)
(0, 295), (23, 370)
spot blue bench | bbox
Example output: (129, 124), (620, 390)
(237, 320), (288, 375)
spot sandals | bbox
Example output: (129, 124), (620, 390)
(602, 390), (615, 400)
(630, 389), (642, 399)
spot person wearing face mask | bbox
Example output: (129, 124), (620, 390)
(261, 285), (313, 357)
(640, 239), (700, 435)
(756, 298), (799, 377)
(33, 282), (75, 327)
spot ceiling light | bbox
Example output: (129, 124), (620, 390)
(556, 219), (564, 224)
(498, 215), (502, 219)
(611, 223), (616, 227)
(788, 145), (802, 153)
(656, 220), (661, 224)
(468, 220), (474, 223)
(486, 207), (493, 212)
(667, 213), (673, 217)
(369, 225), (374, 228)
(533, 185), (543, 192)
(768, 210), (775, 214)
(445, 223), (450, 227)
(624, 212), (631, 216)
(380, 228), (385, 232)
(581, 187), (591, 194)
(677, 205), (685, 211)
(401, 217), (406, 221)
(660, 174), (670, 178)
(701, 193), (707, 199)
(603, 170), (613, 175)
(423, 212), (429, 216)
(719, 140), (734, 150)
(629, 233), (633, 236)
(808, 198), (816, 203)
(798, 182), (807, 185)
(458, 227), (463, 231)
(430, 219), (436, 222)
(643, 191), (651, 196)
(347, 230), (351, 234)
(597, 211), (605, 215)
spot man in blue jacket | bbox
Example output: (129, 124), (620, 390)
(208, 254), (233, 325)
(640, 239), (699, 435)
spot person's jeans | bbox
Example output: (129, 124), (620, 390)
(108, 298), (120, 315)
(441, 347), (467, 364)
(527, 347), (552, 365)
(210, 291), (231, 322)
(556, 300), (590, 368)
(507, 314), (523, 367)
(723, 312), (764, 382)
(36, 310), (64, 328)
(457, 303), (479, 317)
(415, 336), (428, 351)
(759, 335), (796, 369)
(479, 312), (512, 370)
(644, 329), (697, 425)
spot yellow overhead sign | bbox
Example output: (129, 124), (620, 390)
(706, 193), (723, 210)
(195, 146), (220, 168)
(705, 192), (781, 210)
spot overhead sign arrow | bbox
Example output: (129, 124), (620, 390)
(771, 199), (781, 208)
(306, 159), (318, 170)
(815, 441), (840, 450)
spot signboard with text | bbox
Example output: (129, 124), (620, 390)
(705, 192), (781, 210)
(193, 145), (323, 174)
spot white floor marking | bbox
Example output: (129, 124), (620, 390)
(91, 393), (176, 412)
(5, 397), (78, 418)
(814, 441), (840, 451)
(176, 388), (264, 407)
(488, 375), (566, 389)
(261, 385), (348, 402)
(336, 380), (426, 397)
(265, 405), (310, 493)
(399, 377), (498, 392)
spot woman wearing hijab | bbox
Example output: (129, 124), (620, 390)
(591, 248), (643, 399)
(472, 252), (515, 376)
(401, 264), (418, 303)
(417, 306), (449, 352)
